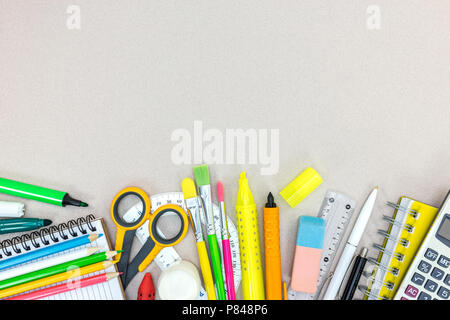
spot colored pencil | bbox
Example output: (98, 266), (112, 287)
(0, 260), (116, 299)
(6, 272), (121, 300)
(0, 247), (99, 281)
(0, 233), (102, 271)
(0, 251), (119, 290)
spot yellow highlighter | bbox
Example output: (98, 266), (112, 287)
(236, 172), (265, 300)
(181, 178), (217, 300)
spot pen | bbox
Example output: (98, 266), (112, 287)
(323, 186), (378, 300)
(0, 218), (51, 234)
(263, 192), (282, 300)
(341, 247), (368, 300)
(0, 177), (88, 207)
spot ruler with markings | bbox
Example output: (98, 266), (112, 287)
(287, 190), (355, 300)
(124, 192), (241, 300)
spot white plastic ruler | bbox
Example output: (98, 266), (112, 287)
(287, 190), (356, 300)
(123, 192), (241, 300)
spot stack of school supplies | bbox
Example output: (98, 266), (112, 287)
(362, 197), (438, 300)
(0, 214), (125, 300)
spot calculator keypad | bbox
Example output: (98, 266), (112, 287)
(445, 274), (450, 286)
(401, 247), (450, 300)
(437, 286), (449, 299)
(424, 279), (438, 293)
(418, 260), (432, 273)
(418, 292), (432, 300)
(437, 255), (450, 268)
(411, 273), (425, 285)
(425, 248), (438, 261)
(431, 267), (444, 280)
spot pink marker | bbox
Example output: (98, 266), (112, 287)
(217, 181), (236, 300)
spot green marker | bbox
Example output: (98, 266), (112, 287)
(0, 177), (88, 207)
(0, 218), (52, 234)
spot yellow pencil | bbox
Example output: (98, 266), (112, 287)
(236, 172), (265, 300)
(0, 260), (116, 299)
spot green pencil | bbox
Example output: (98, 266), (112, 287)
(0, 250), (120, 290)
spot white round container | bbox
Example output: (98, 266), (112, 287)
(157, 260), (201, 300)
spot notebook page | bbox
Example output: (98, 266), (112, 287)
(0, 218), (124, 300)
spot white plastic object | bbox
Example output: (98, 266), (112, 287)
(157, 260), (201, 300)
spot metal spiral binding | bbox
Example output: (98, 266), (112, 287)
(386, 201), (419, 218)
(382, 215), (414, 233)
(358, 285), (389, 300)
(364, 200), (421, 300)
(0, 214), (97, 259)
(365, 276), (395, 290)
(367, 257), (400, 275)
(372, 243), (405, 262)
(377, 230), (409, 247)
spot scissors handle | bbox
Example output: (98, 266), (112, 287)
(116, 230), (136, 285)
(122, 237), (157, 289)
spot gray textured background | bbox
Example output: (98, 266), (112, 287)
(1, 1), (449, 300)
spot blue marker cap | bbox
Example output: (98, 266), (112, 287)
(296, 216), (325, 249)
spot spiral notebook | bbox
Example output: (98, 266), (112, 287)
(363, 197), (438, 300)
(0, 214), (125, 300)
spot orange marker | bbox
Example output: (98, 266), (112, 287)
(263, 192), (282, 300)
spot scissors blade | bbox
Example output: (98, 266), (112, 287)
(123, 237), (157, 290)
(117, 230), (137, 286)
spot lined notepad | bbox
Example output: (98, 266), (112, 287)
(0, 216), (125, 300)
(364, 197), (438, 300)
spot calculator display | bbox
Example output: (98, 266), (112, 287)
(437, 215), (450, 241)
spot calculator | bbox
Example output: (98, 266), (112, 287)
(394, 190), (450, 300)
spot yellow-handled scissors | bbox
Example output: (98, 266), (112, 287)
(110, 187), (188, 289)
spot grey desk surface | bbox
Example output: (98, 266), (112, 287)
(1, 1), (449, 300)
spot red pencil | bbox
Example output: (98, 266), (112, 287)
(5, 272), (121, 300)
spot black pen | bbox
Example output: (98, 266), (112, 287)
(341, 247), (368, 300)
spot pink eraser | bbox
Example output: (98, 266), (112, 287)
(290, 216), (325, 293)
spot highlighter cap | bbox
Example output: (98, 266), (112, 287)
(280, 167), (323, 208)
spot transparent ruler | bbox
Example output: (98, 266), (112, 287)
(287, 190), (356, 300)
(123, 192), (241, 300)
